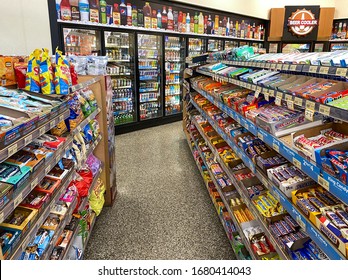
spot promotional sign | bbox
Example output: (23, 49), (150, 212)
(282, 6), (320, 41)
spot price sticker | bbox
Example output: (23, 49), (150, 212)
(305, 109), (315, 121)
(284, 94), (292, 102)
(39, 127), (46, 135)
(287, 100), (294, 110)
(276, 64), (283, 71)
(244, 122), (249, 130)
(309, 65), (318, 73)
(255, 91), (260, 98)
(276, 92), (283, 99)
(306, 100), (316, 111)
(31, 177), (39, 189)
(293, 158), (302, 169)
(282, 64), (290, 71)
(319, 67), (329, 75)
(55, 154), (61, 164)
(294, 97), (303, 107)
(319, 104), (331, 116)
(296, 216), (306, 231)
(14, 193), (23, 208)
(271, 63), (277, 70)
(275, 96), (282, 106)
(273, 143), (280, 153)
(258, 132), (264, 141)
(0, 212), (4, 223)
(59, 114), (64, 122)
(24, 135), (32, 146)
(264, 92), (269, 101)
(45, 165), (52, 175)
(318, 175), (330, 191)
(8, 143), (18, 157)
(290, 65), (297, 71)
(336, 67), (348, 77)
(269, 89), (275, 97)
(50, 120), (56, 127)
(256, 86), (262, 92)
(252, 85), (256, 91)
(22, 237), (30, 251)
(273, 189), (280, 201)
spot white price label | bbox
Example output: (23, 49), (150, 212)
(318, 175), (330, 190)
(255, 91), (260, 98)
(293, 158), (302, 169)
(45, 165), (52, 175)
(276, 92), (283, 99)
(319, 105), (331, 116)
(271, 63), (277, 70)
(59, 114), (64, 122)
(258, 132), (264, 141)
(306, 100), (316, 111)
(275, 96), (282, 106)
(287, 100), (294, 110)
(276, 64), (283, 71)
(24, 135), (32, 146)
(269, 89), (275, 97)
(14, 193), (23, 207)
(290, 65), (297, 71)
(273, 143), (280, 153)
(31, 177), (39, 189)
(264, 92), (269, 101)
(273, 190), (280, 202)
(0, 212), (4, 223)
(305, 109), (315, 121)
(283, 64), (290, 71)
(37, 216), (44, 226)
(39, 127), (46, 135)
(55, 154), (61, 164)
(252, 85), (256, 91)
(296, 216), (306, 231)
(336, 68), (348, 77)
(285, 94), (293, 102)
(22, 237), (30, 251)
(294, 97), (303, 107)
(8, 144), (18, 157)
(244, 122), (249, 130)
(319, 67), (329, 75)
(309, 66), (318, 73)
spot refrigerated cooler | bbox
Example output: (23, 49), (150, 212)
(105, 32), (136, 126)
(207, 39), (223, 52)
(63, 28), (101, 55)
(188, 37), (206, 57)
(164, 36), (186, 116)
(137, 33), (163, 121)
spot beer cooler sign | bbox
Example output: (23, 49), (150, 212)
(282, 5), (320, 41)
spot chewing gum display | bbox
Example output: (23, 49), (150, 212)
(25, 49), (42, 93)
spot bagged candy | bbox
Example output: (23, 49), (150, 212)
(25, 49), (42, 92)
(54, 48), (72, 95)
(69, 63), (78, 85)
(40, 48), (55, 95)
(82, 124), (93, 144)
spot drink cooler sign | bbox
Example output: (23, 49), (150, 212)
(287, 9), (318, 36)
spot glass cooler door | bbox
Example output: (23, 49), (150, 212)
(105, 31), (136, 126)
(164, 36), (186, 116)
(188, 38), (206, 57)
(63, 28), (101, 55)
(137, 33), (163, 121)
(207, 39), (223, 52)
(224, 40), (238, 50)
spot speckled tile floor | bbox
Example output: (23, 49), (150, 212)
(84, 121), (236, 260)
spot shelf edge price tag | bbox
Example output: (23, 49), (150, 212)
(0, 212), (3, 223)
(14, 193), (23, 207)
(255, 90), (260, 98)
(8, 143), (18, 157)
(269, 89), (275, 97)
(273, 143), (280, 153)
(39, 126), (46, 135)
(319, 104), (331, 116)
(273, 188), (280, 201)
(45, 165), (51, 175)
(296, 216), (306, 231)
(261, 176), (268, 188)
(319, 67), (329, 75)
(309, 65), (318, 73)
(293, 158), (302, 169)
(31, 177), (39, 189)
(264, 92), (269, 101)
(294, 97), (303, 107)
(22, 237), (30, 251)
(283, 64), (290, 71)
(276, 64), (282, 71)
(24, 135), (32, 146)
(252, 84), (256, 91)
(290, 65), (297, 71)
(318, 175), (330, 191)
(285, 94), (292, 102)
(59, 114), (64, 122)
(287, 100), (294, 110)
(305, 109), (315, 121)
(275, 96), (282, 106)
(336, 67), (348, 77)
(306, 100), (316, 111)
(258, 132), (264, 141)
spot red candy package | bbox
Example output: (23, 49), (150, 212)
(14, 62), (28, 89)
(70, 63), (78, 86)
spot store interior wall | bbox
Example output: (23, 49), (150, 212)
(0, 0), (347, 56)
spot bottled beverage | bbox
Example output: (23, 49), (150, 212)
(222, 17), (227, 36)
(56, 0), (61, 19)
(60, 0), (71, 21)
(182, 13), (186, 33)
(173, 10), (178, 31)
(126, 3), (132, 26)
(190, 16), (194, 33)
(214, 15), (219, 34)
(226, 17), (230, 36)
(143, 2), (152, 29)
(70, 0), (80, 21)
(235, 21), (239, 37)
(132, 6), (137, 26)
(218, 20), (222, 36)
(207, 15), (212, 34)
(186, 13), (190, 33)
(138, 9), (144, 27)
(240, 20), (245, 38)
(167, 7), (173, 30)
(79, 0), (89, 22)
(251, 22), (256, 39)
(100, 0), (107, 24)
(178, 11), (183, 32)
(89, 0), (99, 23)
(162, 6), (168, 29)
(157, 9), (162, 28)
(345, 23), (348, 39)
(194, 12), (198, 33)
(198, 12), (204, 34)
(204, 15), (208, 34)
(152, 10), (157, 28)
(231, 21), (235, 37)
(120, 0), (127, 25)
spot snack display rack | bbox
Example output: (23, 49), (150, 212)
(184, 55), (348, 259)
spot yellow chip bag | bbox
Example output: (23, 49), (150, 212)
(25, 49), (42, 92)
(40, 48), (55, 94)
(54, 48), (72, 95)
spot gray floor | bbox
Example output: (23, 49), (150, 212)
(84, 121), (235, 260)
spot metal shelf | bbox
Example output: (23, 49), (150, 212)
(70, 77), (101, 93)
(108, 59), (131, 62)
(72, 108), (101, 136)
(105, 45), (130, 48)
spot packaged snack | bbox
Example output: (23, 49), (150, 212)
(86, 154), (101, 176)
(77, 91), (92, 117)
(69, 63), (78, 85)
(32, 134), (66, 150)
(0, 57), (16, 86)
(20, 190), (50, 213)
(89, 178), (105, 216)
(14, 62), (27, 89)
(66, 93), (83, 131)
(89, 119), (100, 140)
(25, 49), (42, 93)
(39, 48), (55, 95)
(54, 49), (72, 95)
(50, 120), (68, 136)
(80, 88), (98, 112)
(41, 214), (61, 231)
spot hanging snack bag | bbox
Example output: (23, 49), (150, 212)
(50, 120), (68, 136)
(25, 49), (42, 93)
(66, 93), (83, 131)
(77, 91), (92, 117)
(14, 62), (28, 89)
(54, 48), (72, 95)
(40, 48), (55, 95)
(70, 62), (78, 85)
(80, 88), (98, 112)
(82, 123), (94, 144)
(89, 119), (100, 139)
(89, 178), (106, 216)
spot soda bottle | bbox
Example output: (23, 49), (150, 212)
(204, 15), (207, 34)
(198, 12), (204, 34)
(60, 0), (71, 21)
(173, 10), (178, 31)
(89, 0), (99, 23)
(132, 6), (138, 26)
(162, 6), (168, 30)
(178, 11), (183, 32)
(100, 0), (107, 24)
(190, 15), (194, 33)
(79, 0), (89, 22)
(194, 12), (198, 33)
(214, 15), (219, 34)
(157, 9), (162, 29)
(126, 3), (132, 26)
(143, 2), (152, 29)
(182, 13), (186, 33)
(222, 17), (227, 36)
(138, 9), (144, 27)
(167, 7), (173, 30)
(226, 17), (230, 36)
(207, 15), (212, 34)
(70, 0), (80, 21)
(152, 10), (157, 29)
(120, 0), (127, 25)
(113, 4), (120, 25)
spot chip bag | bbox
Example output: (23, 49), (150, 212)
(40, 48), (55, 95)
(80, 88), (97, 113)
(89, 178), (106, 216)
(54, 48), (72, 95)
(14, 62), (28, 89)
(25, 49), (42, 92)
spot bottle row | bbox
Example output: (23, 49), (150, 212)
(106, 64), (131, 75)
(113, 101), (133, 112)
(111, 78), (132, 88)
(114, 113), (135, 125)
(113, 88), (133, 99)
(106, 49), (131, 60)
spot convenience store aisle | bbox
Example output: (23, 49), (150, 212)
(84, 121), (235, 260)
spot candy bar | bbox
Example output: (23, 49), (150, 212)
(315, 191), (336, 206)
(284, 215), (299, 229)
(324, 210), (348, 229)
(323, 129), (348, 141)
(308, 197), (326, 209)
(274, 222), (287, 236)
(280, 220), (294, 234)
(333, 207), (348, 226)
(270, 224), (282, 237)
(298, 198), (318, 213)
